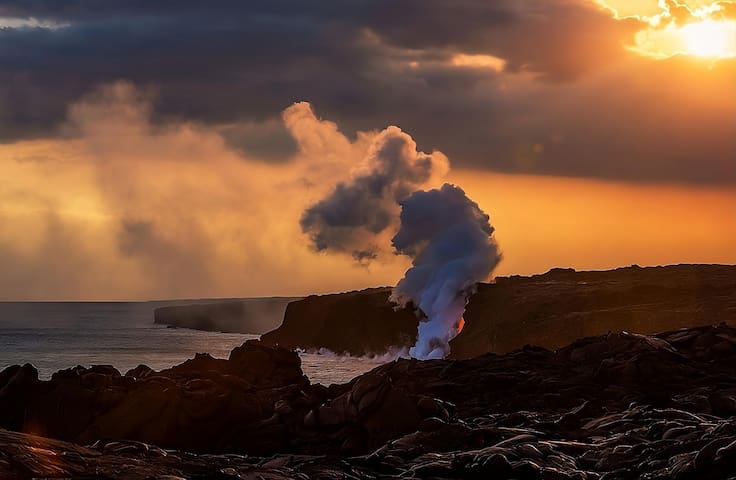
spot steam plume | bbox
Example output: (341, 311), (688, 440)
(300, 126), (448, 261)
(390, 183), (501, 359)
(300, 118), (500, 359)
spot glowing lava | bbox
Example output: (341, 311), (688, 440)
(456, 317), (466, 334)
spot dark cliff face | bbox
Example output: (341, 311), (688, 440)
(259, 264), (736, 360)
(260, 287), (419, 356)
(451, 264), (736, 359)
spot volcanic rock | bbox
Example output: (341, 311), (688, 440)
(260, 287), (419, 356)
(0, 341), (311, 454)
(453, 264), (736, 358)
(7, 325), (736, 478)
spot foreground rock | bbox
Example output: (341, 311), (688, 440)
(0, 341), (310, 454)
(261, 287), (419, 356)
(154, 297), (299, 334)
(5, 324), (736, 478)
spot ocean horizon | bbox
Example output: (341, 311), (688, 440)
(0, 301), (386, 385)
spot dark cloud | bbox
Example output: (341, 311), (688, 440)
(362, 0), (643, 80)
(0, 7), (349, 140)
(0, 0), (734, 184)
(300, 125), (448, 261)
(0, 0), (637, 138)
(218, 121), (298, 162)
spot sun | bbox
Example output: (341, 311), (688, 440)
(631, 17), (736, 59)
(603, 0), (736, 60)
(681, 20), (736, 58)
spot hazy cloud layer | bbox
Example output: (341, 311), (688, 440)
(2, 0), (735, 183)
(1, 82), (735, 300)
(0, 85), (411, 300)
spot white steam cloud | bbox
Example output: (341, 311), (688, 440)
(301, 122), (500, 359)
(390, 183), (501, 359)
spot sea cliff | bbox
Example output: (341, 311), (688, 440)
(260, 264), (736, 358)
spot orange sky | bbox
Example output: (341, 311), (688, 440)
(453, 171), (736, 276)
(1, 87), (734, 300)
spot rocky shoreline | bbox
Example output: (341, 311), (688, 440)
(4, 323), (736, 478)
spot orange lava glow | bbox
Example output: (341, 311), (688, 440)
(457, 317), (466, 334)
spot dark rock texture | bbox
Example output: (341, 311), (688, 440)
(0, 341), (310, 454)
(6, 324), (736, 478)
(260, 287), (419, 356)
(153, 297), (299, 334)
(453, 264), (736, 358)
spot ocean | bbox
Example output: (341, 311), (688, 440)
(0, 301), (388, 386)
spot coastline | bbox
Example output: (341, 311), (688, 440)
(4, 323), (736, 478)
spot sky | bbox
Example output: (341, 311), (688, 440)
(1, 0), (735, 300)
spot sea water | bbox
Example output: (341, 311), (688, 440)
(0, 301), (388, 385)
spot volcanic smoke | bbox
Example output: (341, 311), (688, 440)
(390, 184), (501, 359)
(301, 115), (500, 359)
(300, 125), (448, 262)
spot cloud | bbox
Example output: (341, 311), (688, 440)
(0, 1), (639, 134)
(0, 84), (412, 300)
(300, 125), (448, 261)
(0, 0), (734, 187)
(362, 0), (643, 80)
(714, 1), (736, 19)
(1, 82), (735, 300)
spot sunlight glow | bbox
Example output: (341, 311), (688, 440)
(633, 18), (736, 59)
(681, 20), (736, 57)
(0, 16), (68, 29)
(599, 0), (736, 59)
(451, 54), (507, 72)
